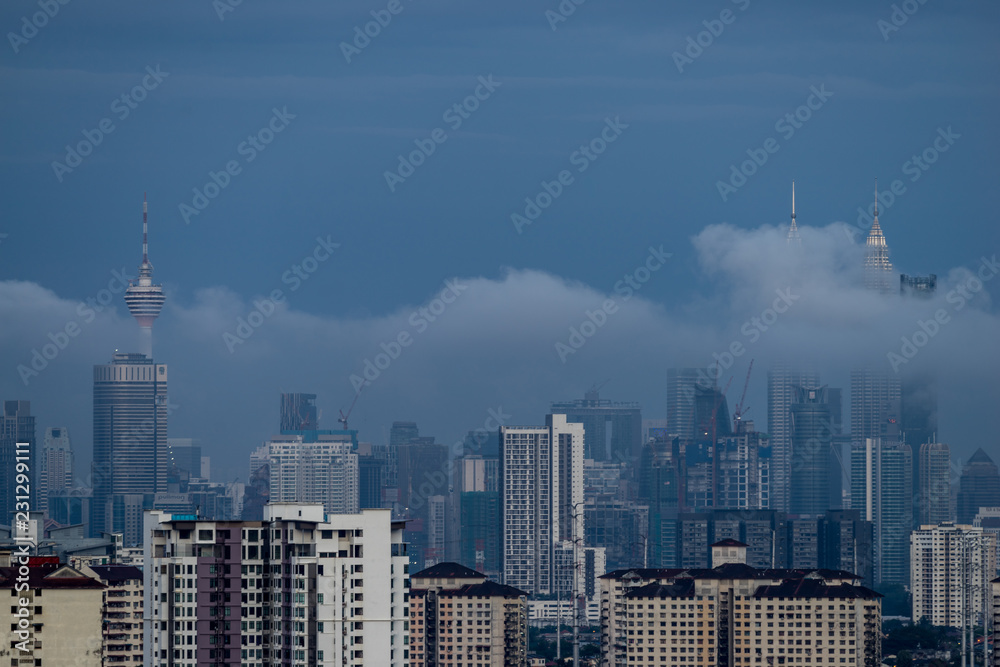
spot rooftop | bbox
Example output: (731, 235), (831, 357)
(0, 563), (104, 590)
(412, 562), (486, 580)
(89, 565), (143, 583)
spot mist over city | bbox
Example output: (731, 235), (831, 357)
(1, 1), (998, 665)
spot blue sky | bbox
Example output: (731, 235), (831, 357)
(1, 0), (998, 481)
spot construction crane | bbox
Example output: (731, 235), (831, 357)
(338, 389), (362, 431)
(585, 379), (611, 401)
(733, 359), (754, 431)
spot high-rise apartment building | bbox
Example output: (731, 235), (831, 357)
(714, 421), (770, 511)
(917, 442), (951, 526)
(910, 522), (997, 628)
(39, 426), (74, 516)
(279, 393), (318, 432)
(92, 353), (169, 543)
(409, 562), (528, 666)
(500, 414), (583, 596)
(84, 564), (145, 664)
(992, 577), (1000, 661)
(0, 400), (36, 524)
(551, 389), (642, 463)
(144, 504), (410, 667)
(249, 431), (359, 515)
(767, 363), (820, 513)
(851, 438), (913, 586)
(957, 448), (1000, 524)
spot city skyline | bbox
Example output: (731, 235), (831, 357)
(0, 3), (998, 484)
(1, 3), (998, 664)
(2, 202), (995, 484)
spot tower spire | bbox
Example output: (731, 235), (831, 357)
(873, 178), (879, 222)
(142, 192), (149, 266)
(124, 195), (166, 358)
(864, 179), (893, 292)
(786, 180), (801, 246)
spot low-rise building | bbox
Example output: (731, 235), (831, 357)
(410, 562), (528, 666)
(600, 541), (881, 666)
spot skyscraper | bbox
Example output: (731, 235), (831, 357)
(639, 431), (680, 567)
(789, 386), (838, 516)
(864, 184), (894, 293)
(851, 438), (913, 586)
(850, 367), (902, 442)
(39, 427), (74, 515)
(0, 400), (36, 525)
(917, 442), (951, 526)
(767, 362), (820, 513)
(550, 388), (641, 463)
(900, 273), (937, 297)
(122, 195), (165, 359)
(279, 392), (317, 432)
(500, 413), (583, 596)
(899, 372), (937, 451)
(666, 367), (703, 440)
(957, 448), (1000, 524)
(91, 353), (169, 543)
(457, 457), (501, 578)
(396, 435), (449, 570)
(166, 437), (202, 480)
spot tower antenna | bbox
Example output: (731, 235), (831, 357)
(124, 194), (166, 358)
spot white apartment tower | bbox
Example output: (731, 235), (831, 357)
(911, 522), (997, 628)
(249, 434), (359, 515)
(500, 414), (584, 596)
(144, 505), (409, 667)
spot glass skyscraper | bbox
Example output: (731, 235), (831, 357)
(551, 389), (641, 463)
(851, 438), (913, 586)
(91, 353), (169, 543)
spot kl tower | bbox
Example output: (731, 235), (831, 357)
(124, 194), (166, 358)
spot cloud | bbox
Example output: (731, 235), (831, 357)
(1, 222), (997, 482)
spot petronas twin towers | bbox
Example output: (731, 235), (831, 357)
(784, 181), (895, 291)
(863, 183), (894, 292)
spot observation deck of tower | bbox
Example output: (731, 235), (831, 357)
(123, 194), (165, 358)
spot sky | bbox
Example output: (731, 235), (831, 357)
(1, 0), (998, 483)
